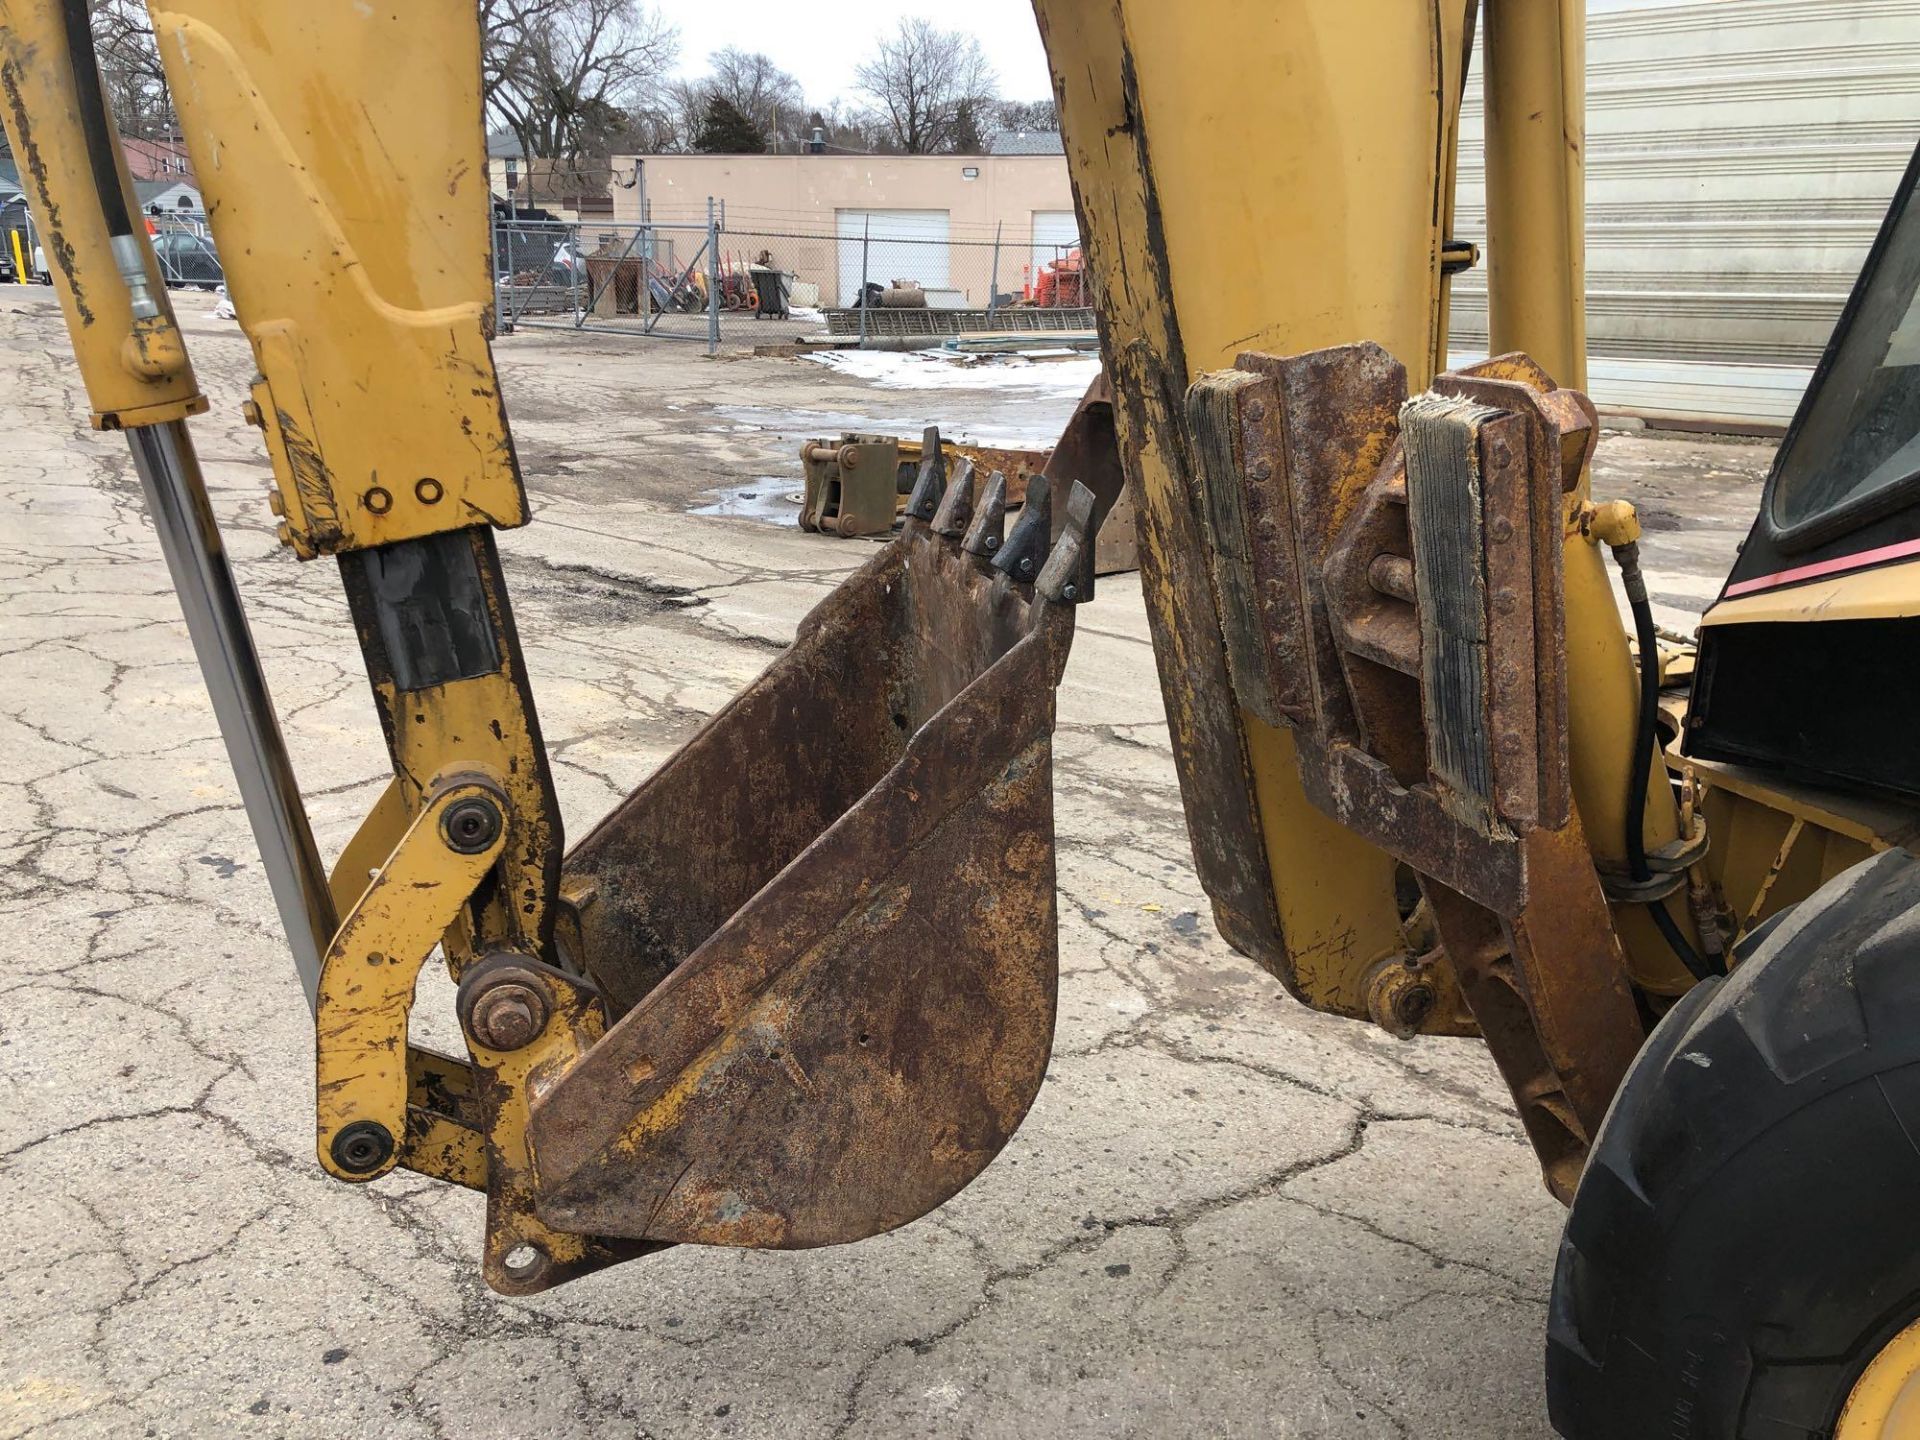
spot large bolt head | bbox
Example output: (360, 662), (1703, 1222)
(441, 795), (503, 854)
(330, 1120), (396, 1176)
(469, 981), (549, 1052)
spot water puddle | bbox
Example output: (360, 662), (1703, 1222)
(691, 479), (805, 527)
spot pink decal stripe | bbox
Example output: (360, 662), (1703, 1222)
(1722, 535), (1920, 598)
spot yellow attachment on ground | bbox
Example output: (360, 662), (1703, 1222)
(0, 0), (204, 429)
(1837, 1315), (1920, 1439)
(146, 0), (525, 558)
(315, 775), (507, 1183)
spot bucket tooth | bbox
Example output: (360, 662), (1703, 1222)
(534, 505), (1078, 1251)
(993, 471), (1054, 583)
(903, 425), (947, 523)
(930, 456), (977, 538)
(1038, 480), (1099, 604)
(963, 471), (1010, 560)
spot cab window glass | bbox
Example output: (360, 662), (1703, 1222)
(1771, 189), (1920, 534)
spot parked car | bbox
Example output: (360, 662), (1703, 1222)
(152, 227), (223, 289)
(0, 197), (49, 284)
(494, 230), (582, 287)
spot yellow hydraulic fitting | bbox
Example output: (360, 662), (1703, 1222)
(1582, 498), (1642, 548)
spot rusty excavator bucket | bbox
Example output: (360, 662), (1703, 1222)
(527, 443), (1105, 1252)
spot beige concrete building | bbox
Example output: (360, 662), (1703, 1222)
(608, 153), (1078, 308)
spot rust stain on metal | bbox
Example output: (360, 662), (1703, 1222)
(528, 493), (1085, 1248)
(1198, 343), (1647, 1191)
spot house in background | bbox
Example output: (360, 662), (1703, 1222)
(122, 135), (192, 181)
(135, 177), (205, 217)
(608, 147), (1077, 311)
(488, 130), (614, 222)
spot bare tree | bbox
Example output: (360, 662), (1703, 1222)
(995, 97), (1058, 134)
(90, 0), (176, 140)
(799, 102), (888, 156)
(480, 0), (569, 121)
(656, 77), (710, 152)
(853, 19), (997, 155)
(485, 0), (677, 166)
(654, 50), (803, 154)
(703, 49), (804, 150)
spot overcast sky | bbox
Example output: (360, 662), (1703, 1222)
(657, 1), (1059, 107)
(655, 0), (1701, 111)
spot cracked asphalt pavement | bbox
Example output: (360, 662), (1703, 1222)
(0, 287), (1771, 1438)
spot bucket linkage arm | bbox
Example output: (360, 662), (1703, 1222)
(1, 0), (1101, 1292)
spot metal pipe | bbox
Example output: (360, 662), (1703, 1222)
(1482, 0), (1588, 390)
(705, 196), (720, 355)
(858, 216), (871, 348)
(125, 421), (336, 1008)
(988, 221), (1002, 324)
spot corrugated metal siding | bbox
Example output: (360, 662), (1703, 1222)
(1449, 0), (1920, 428)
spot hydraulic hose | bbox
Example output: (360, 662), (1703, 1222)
(1611, 539), (1720, 982)
(61, 0), (164, 318)
(60, 0), (132, 238)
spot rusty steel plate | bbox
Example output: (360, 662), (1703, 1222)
(529, 472), (1088, 1249)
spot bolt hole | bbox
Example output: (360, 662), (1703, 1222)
(768, 1048), (783, 1061)
(503, 1243), (546, 1280)
(890, 711), (909, 732)
(857, 1032), (871, 1047)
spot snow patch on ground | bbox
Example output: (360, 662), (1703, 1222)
(805, 347), (1100, 397)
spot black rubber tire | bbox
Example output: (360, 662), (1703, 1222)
(1548, 847), (1920, 1439)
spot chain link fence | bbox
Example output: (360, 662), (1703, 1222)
(124, 202), (1095, 354)
(489, 202), (1097, 353)
(146, 209), (223, 290)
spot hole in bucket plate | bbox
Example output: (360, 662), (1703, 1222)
(503, 1243), (546, 1281)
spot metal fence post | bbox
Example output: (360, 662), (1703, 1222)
(988, 221), (1002, 325)
(705, 196), (720, 355)
(858, 216), (871, 349)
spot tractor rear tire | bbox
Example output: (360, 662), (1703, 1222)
(1547, 847), (1920, 1439)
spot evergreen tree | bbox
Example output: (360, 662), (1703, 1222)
(693, 95), (767, 154)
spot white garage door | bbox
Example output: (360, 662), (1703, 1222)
(836, 209), (950, 306)
(1031, 210), (1080, 289)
